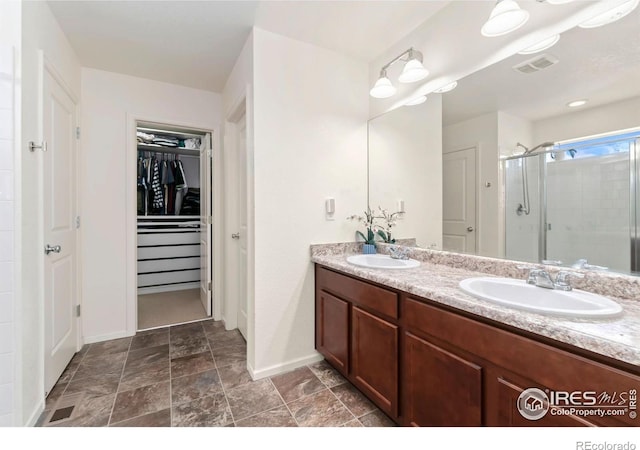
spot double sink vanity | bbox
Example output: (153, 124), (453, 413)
(311, 243), (640, 427)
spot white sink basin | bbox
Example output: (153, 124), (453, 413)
(347, 254), (420, 270)
(459, 277), (622, 318)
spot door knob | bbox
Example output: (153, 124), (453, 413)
(467, 227), (474, 232)
(231, 233), (240, 240)
(45, 244), (61, 255)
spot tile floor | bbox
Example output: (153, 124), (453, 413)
(40, 319), (395, 427)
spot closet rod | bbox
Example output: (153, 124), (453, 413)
(137, 144), (199, 157)
(137, 126), (205, 139)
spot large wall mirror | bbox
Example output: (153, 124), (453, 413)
(368, 5), (640, 276)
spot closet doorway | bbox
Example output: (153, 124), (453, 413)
(135, 121), (213, 330)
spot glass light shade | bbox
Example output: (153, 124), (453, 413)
(481, 0), (530, 37)
(579, 0), (638, 28)
(369, 76), (397, 98)
(398, 59), (429, 83)
(433, 81), (458, 93)
(405, 95), (427, 106)
(518, 34), (560, 54)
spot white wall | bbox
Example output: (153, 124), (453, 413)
(80, 68), (221, 342)
(443, 112), (503, 258)
(533, 96), (640, 144)
(0, 0), (20, 428)
(20, 0), (81, 426)
(251, 28), (368, 378)
(368, 97), (442, 248)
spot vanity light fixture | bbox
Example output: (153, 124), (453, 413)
(578, 0), (638, 28)
(370, 47), (429, 99)
(481, 0), (530, 37)
(369, 70), (396, 98)
(518, 34), (560, 54)
(567, 99), (588, 108)
(433, 81), (458, 94)
(405, 95), (427, 106)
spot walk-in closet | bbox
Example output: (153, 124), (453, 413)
(136, 121), (213, 330)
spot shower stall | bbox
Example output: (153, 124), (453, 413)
(504, 130), (640, 274)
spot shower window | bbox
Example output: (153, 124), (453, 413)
(505, 130), (640, 274)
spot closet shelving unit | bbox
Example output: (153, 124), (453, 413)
(136, 124), (204, 295)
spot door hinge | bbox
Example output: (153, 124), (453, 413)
(207, 281), (212, 291)
(76, 127), (81, 139)
(207, 149), (213, 159)
(76, 305), (81, 317)
(206, 216), (213, 225)
(75, 216), (81, 229)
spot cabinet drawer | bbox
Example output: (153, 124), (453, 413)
(138, 230), (200, 246)
(404, 296), (640, 426)
(316, 267), (398, 319)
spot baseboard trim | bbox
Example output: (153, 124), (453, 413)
(25, 400), (44, 427)
(249, 352), (324, 380)
(84, 330), (132, 344)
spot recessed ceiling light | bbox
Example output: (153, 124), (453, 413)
(433, 81), (458, 94)
(567, 99), (588, 108)
(579, 0), (638, 28)
(518, 34), (560, 55)
(405, 96), (427, 106)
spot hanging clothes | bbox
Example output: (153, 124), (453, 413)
(174, 159), (188, 215)
(150, 157), (164, 212)
(137, 155), (148, 215)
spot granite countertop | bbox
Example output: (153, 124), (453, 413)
(311, 251), (640, 367)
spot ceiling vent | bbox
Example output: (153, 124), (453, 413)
(513, 54), (559, 74)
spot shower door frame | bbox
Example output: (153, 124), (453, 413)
(631, 138), (640, 273)
(504, 134), (640, 272)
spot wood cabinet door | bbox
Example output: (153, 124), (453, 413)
(403, 331), (483, 426)
(486, 369), (597, 427)
(351, 306), (399, 418)
(316, 290), (349, 375)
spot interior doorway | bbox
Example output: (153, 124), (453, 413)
(443, 146), (477, 254)
(223, 100), (249, 339)
(135, 121), (213, 330)
(42, 62), (80, 395)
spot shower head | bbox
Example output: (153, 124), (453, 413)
(517, 141), (556, 155)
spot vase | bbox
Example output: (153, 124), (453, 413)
(362, 243), (376, 254)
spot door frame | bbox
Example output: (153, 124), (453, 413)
(222, 87), (254, 355)
(125, 114), (219, 335)
(39, 53), (82, 395)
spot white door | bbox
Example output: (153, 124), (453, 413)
(237, 115), (248, 339)
(199, 133), (212, 315)
(43, 68), (78, 394)
(443, 147), (477, 254)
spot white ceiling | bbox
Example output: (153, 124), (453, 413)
(48, 0), (449, 92)
(442, 6), (640, 125)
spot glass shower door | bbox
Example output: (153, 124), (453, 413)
(545, 137), (633, 273)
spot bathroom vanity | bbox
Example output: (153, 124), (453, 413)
(312, 246), (640, 427)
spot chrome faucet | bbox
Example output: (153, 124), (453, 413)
(526, 269), (556, 289)
(571, 258), (608, 271)
(554, 271), (585, 291)
(388, 246), (410, 260)
(519, 266), (585, 291)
